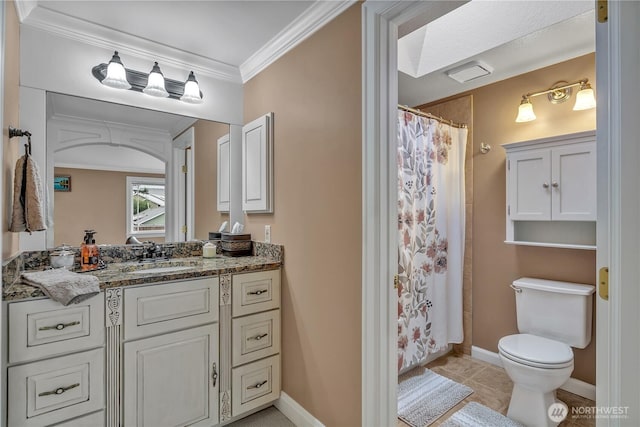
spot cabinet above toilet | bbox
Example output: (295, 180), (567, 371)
(502, 130), (597, 250)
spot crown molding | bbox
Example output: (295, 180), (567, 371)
(14, 0), (38, 22)
(20, 5), (242, 83)
(240, 0), (357, 83)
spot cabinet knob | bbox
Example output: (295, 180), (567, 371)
(552, 181), (559, 188)
(542, 182), (549, 189)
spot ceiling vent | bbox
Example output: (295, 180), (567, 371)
(446, 61), (493, 83)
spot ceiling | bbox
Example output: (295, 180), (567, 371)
(398, 1), (596, 107)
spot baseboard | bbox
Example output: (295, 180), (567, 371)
(471, 346), (596, 401)
(275, 391), (325, 427)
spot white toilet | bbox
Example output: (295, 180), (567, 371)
(498, 277), (595, 427)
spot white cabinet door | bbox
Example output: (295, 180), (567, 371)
(551, 142), (597, 221)
(242, 113), (273, 213)
(508, 149), (552, 220)
(123, 325), (219, 427)
(217, 133), (231, 212)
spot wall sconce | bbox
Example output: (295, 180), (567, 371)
(92, 51), (203, 104)
(515, 79), (596, 123)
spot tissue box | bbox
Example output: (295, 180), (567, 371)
(208, 232), (222, 240)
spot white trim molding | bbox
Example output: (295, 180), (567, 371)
(471, 346), (596, 401)
(274, 392), (325, 427)
(240, 0), (357, 82)
(361, 2), (473, 425)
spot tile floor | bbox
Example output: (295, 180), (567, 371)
(228, 406), (295, 427)
(397, 353), (596, 427)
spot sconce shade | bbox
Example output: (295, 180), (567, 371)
(515, 98), (536, 123)
(101, 51), (131, 90)
(573, 84), (596, 110)
(143, 62), (169, 98)
(180, 71), (203, 104)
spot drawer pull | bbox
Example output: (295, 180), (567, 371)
(248, 333), (269, 341)
(38, 383), (80, 397)
(211, 362), (218, 387)
(38, 321), (80, 331)
(247, 289), (267, 296)
(247, 380), (268, 390)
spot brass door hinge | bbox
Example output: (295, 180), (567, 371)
(597, 0), (608, 23)
(181, 225), (188, 234)
(393, 274), (399, 289)
(599, 267), (609, 300)
(181, 164), (188, 173)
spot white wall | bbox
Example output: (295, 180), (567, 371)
(20, 26), (243, 126)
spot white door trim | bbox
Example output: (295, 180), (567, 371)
(361, 2), (462, 425)
(599, 2), (640, 424)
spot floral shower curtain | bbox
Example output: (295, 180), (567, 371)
(397, 110), (468, 372)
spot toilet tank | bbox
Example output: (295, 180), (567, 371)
(512, 277), (595, 348)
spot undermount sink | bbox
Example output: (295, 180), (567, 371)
(128, 266), (194, 275)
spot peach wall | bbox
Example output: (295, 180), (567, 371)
(193, 120), (229, 240)
(428, 54), (597, 384)
(54, 167), (163, 246)
(3, 0), (20, 260)
(242, 4), (361, 425)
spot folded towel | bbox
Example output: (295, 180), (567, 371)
(22, 269), (100, 306)
(10, 154), (47, 233)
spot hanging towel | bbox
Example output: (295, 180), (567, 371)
(9, 154), (47, 233)
(21, 269), (100, 306)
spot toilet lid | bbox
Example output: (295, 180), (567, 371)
(498, 334), (573, 367)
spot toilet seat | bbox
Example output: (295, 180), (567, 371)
(498, 334), (573, 369)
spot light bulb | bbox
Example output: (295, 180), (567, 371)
(515, 98), (536, 123)
(180, 71), (203, 104)
(573, 83), (596, 111)
(143, 62), (169, 98)
(101, 51), (131, 90)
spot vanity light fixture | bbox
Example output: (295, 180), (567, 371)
(92, 51), (203, 103)
(515, 78), (596, 123)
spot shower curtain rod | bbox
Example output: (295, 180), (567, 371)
(398, 105), (467, 129)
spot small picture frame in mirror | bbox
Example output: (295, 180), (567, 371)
(54, 175), (71, 192)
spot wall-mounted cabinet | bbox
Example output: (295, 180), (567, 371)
(217, 133), (231, 212)
(242, 113), (274, 213)
(503, 130), (596, 250)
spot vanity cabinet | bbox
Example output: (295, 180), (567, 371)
(503, 130), (596, 249)
(242, 113), (274, 213)
(230, 270), (281, 417)
(4, 268), (281, 427)
(6, 295), (105, 427)
(121, 277), (219, 427)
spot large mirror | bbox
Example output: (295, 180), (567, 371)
(46, 92), (233, 247)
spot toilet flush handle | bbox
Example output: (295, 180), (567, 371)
(510, 284), (522, 293)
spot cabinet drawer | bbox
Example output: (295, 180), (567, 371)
(232, 270), (280, 317)
(51, 410), (104, 427)
(232, 355), (280, 417)
(232, 310), (280, 367)
(124, 277), (219, 340)
(8, 349), (104, 427)
(9, 295), (104, 363)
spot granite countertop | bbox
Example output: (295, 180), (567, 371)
(3, 255), (281, 302)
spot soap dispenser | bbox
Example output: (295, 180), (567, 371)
(81, 230), (99, 271)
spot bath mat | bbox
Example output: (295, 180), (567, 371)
(440, 402), (525, 427)
(397, 369), (473, 427)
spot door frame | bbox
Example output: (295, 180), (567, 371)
(362, 1), (637, 425)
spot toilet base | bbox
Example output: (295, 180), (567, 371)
(507, 385), (562, 427)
